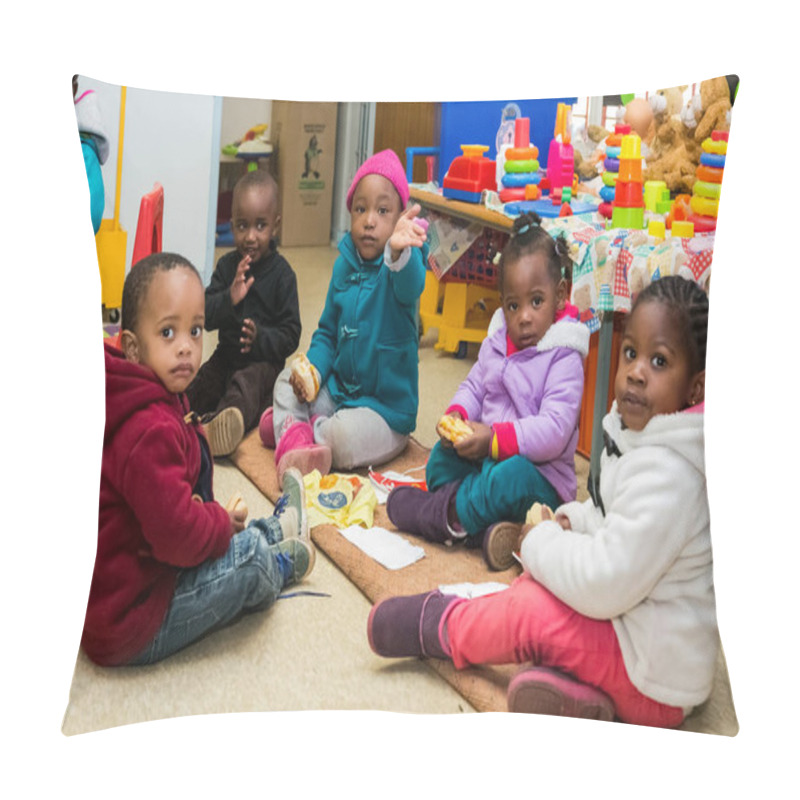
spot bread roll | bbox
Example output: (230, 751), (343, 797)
(525, 502), (553, 526)
(292, 353), (319, 401)
(438, 414), (473, 444)
(225, 491), (248, 519)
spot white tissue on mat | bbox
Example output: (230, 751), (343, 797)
(438, 582), (510, 599)
(338, 525), (426, 570)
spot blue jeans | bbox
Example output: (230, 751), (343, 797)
(128, 516), (286, 665)
(426, 442), (561, 537)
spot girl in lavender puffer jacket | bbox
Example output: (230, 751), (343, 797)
(387, 213), (588, 568)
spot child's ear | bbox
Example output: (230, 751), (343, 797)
(688, 370), (705, 407)
(120, 330), (140, 363)
(556, 278), (568, 312)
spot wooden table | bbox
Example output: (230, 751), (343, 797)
(411, 187), (510, 358)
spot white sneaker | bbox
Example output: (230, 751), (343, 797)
(204, 407), (245, 457)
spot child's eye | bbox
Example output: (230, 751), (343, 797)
(651, 354), (667, 368)
(161, 327), (174, 340)
(191, 325), (203, 338)
(507, 301), (518, 312)
(532, 296), (544, 307)
(623, 345), (635, 360)
(257, 222), (268, 231)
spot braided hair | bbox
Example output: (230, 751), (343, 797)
(633, 275), (709, 373)
(122, 252), (201, 336)
(497, 212), (572, 295)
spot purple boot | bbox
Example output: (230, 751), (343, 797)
(386, 482), (461, 544)
(507, 667), (616, 721)
(367, 590), (460, 659)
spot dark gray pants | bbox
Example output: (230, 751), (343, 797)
(187, 348), (280, 432)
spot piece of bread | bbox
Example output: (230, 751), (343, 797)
(525, 502), (553, 526)
(225, 491), (248, 519)
(438, 414), (473, 444)
(292, 353), (319, 401)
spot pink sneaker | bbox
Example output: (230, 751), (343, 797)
(507, 667), (615, 721)
(276, 445), (332, 489)
(259, 407), (276, 448)
(274, 419), (332, 488)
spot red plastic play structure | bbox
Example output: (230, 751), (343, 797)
(132, 182), (164, 266)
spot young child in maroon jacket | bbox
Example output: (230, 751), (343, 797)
(82, 252), (314, 667)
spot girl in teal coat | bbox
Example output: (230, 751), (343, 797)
(265, 150), (429, 486)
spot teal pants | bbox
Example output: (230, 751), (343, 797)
(425, 441), (560, 537)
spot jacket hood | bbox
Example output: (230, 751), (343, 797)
(603, 401), (706, 476)
(103, 342), (182, 442)
(487, 313), (590, 358)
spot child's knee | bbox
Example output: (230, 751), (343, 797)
(317, 416), (359, 470)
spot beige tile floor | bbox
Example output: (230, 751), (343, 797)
(63, 244), (590, 735)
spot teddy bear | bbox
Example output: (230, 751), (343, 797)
(690, 76), (732, 143)
(642, 85), (701, 196)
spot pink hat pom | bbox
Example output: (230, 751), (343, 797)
(346, 149), (409, 211)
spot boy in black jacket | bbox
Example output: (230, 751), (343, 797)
(188, 170), (301, 456)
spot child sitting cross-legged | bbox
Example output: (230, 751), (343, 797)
(386, 212), (588, 569)
(262, 149), (429, 488)
(368, 276), (718, 728)
(82, 252), (314, 666)
(187, 170), (301, 458)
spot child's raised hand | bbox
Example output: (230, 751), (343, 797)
(389, 204), (428, 262)
(240, 318), (256, 354)
(230, 255), (254, 306)
(454, 420), (493, 461)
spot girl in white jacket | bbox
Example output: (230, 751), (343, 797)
(367, 276), (719, 728)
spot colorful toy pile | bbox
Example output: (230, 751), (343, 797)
(442, 144), (497, 203)
(688, 130), (727, 232)
(610, 133), (645, 230)
(498, 117), (541, 204)
(597, 123), (631, 219)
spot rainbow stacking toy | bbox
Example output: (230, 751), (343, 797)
(610, 133), (645, 229)
(498, 117), (541, 204)
(688, 130), (727, 232)
(598, 123), (631, 220)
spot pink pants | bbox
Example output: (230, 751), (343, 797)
(443, 574), (685, 728)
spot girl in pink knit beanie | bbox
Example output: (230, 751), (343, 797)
(264, 149), (430, 486)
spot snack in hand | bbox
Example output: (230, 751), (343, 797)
(525, 502), (553, 526)
(292, 353), (319, 401)
(438, 413), (473, 444)
(225, 491), (248, 519)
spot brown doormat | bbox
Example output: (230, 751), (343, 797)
(230, 429), (738, 734)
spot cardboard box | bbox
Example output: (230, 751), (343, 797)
(271, 101), (338, 247)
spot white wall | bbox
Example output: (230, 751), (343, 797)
(75, 75), (220, 283)
(221, 96), (271, 148)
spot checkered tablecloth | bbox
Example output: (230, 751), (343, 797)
(542, 217), (715, 332)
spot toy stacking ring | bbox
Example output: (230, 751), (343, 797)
(700, 152), (726, 169)
(604, 157), (620, 173)
(505, 159), (540, 173)
(696, 164), (724, 183)
(502, 172), (541, 187)
(602, 170), (619, 187)
(606, 134), (623, 148)
(505, 146), (539, 161)
(690, 195), (719, 218)
(702, 138), (728, 155)
(693, 180), (721, 199)
(606, 146), (621, 159)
